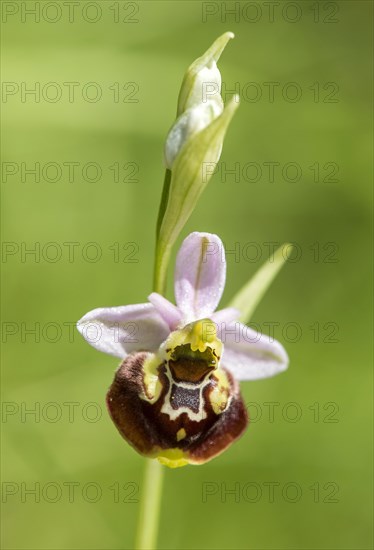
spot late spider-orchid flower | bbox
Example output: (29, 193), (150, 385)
(77, 232), (288, 467)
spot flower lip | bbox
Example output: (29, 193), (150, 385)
(106, 349), (248, 467)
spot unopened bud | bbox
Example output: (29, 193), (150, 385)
(164, 31), (234, 169)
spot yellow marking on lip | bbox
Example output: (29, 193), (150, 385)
(157, 449), (189, 468)
(189, 319), (217, 352)
(210, 369), (231, 415)
(141, 354), (163, 404)
(164, 319), (222, 357)
(176, 428), (187, 441)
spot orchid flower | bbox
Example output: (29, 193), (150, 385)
(77, 232), (288, 468)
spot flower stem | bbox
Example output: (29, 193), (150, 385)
(135, 203), (169, 549)
(156, 169), (172, 237)
(135, 459), (164, 550)
(153, 240), (171, 296)
(154, 169), (173, 296)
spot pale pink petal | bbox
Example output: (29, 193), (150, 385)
(211, 307), (240, 326)
(174, 232), (226, 320)
(77, 303), (170, 358)
(219, 321), (289, 380)
(148, 292), (183, 330)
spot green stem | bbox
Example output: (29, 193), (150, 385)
(135, 181), (172, 549)
(135, 459), (165, 550)
(154, 169), (173, 296)
(153, 240), (172, 296)
(156, 169), (172, 237)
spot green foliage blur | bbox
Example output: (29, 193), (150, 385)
(1, 1), (372, 549)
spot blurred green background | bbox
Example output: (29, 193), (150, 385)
(1, 1), (372, 549)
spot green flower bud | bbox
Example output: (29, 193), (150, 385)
(164, 31), (234, 169)
(155, 32), (239, 294)
(164, 100), (223, 169)
(177, 31), (234, 116)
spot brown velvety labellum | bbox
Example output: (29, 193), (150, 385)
(106, 351), (249, 464)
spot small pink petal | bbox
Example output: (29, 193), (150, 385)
(148, 292), (183, 330)
(211, 307), (240, 327)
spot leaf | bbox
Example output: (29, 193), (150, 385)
(228, 243), (293, 322)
